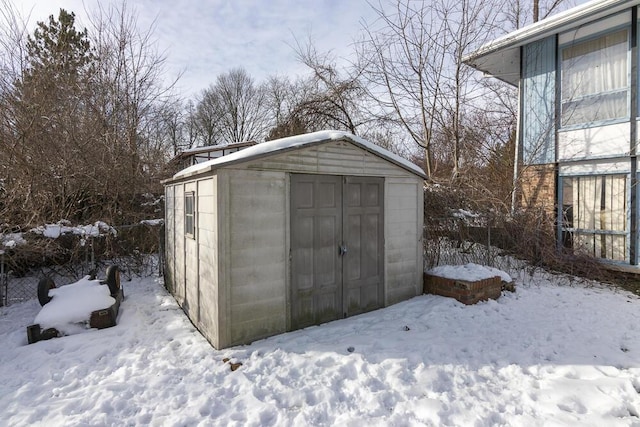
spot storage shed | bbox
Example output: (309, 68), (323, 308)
(163, 130), (426, 349)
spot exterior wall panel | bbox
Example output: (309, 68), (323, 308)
(242, 141), (415, 179)
(521, 164), (556, 216)
(184, 182), (199, 322)
(164, 185), (175, 293)
(173, 184), (185, 305)
(522, 35), (557, 165)
(385, 178), (423, 305)
(226, 169), (288, 346)
(197, 177), (219, 348)
(559, 122), (631, 161)
(560, 159), (631, 175)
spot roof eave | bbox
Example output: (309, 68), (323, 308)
(464, 0), (636, 79)
(162, 135), (427, 185)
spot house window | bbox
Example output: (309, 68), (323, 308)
(185, 192), (195, 238)
(561, 29), (629, 127)
(561, 175), (627, 261)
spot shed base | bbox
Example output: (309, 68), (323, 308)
(423, 273), (502, 305)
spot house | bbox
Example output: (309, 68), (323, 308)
(464, 0), (640, 266)
(169, 141), (257, 171)
(162, 130), (426, 349)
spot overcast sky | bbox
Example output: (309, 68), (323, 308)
(12, 0), (378, 97)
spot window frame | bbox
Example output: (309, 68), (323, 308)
(559, 173), (629, 262)
(559, 25), (631, 130)
(185, 191), (196, 239)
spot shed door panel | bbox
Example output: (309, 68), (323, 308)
(343, 177), (384, 316)
(290, 174), (384, 330)
(291, 174), (343, 329)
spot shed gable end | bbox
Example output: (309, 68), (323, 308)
(236, 140), (417, 178)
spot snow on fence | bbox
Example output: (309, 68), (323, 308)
(0, 221), (164, 307)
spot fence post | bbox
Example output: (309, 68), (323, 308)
(0, 251), (4, 307)
(91, 236), (96, 273)
(158, 224), (165, 277)
(486, 216), (492, 267)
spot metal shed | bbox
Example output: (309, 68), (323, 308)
(163, 130), (426, 349)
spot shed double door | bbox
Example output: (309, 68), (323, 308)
(290, 174), (384, 330)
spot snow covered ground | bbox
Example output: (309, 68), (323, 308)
(1, 270), (640, 426)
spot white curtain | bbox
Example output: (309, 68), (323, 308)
(569, 175), (627, 260)
(561, 29), (628, 126)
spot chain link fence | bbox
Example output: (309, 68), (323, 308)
(422, 212), (613, 287)
(0, 222), (164, 307)
(424, 215), (533, 278)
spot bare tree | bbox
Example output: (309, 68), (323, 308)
(89, 2), (178, 192)
(194, 67), (270, 145)
(264, 74), (311, 140)
(292, 40), (370, 135)
(194, 87), (222, 146)
(436, 0), (500, 179)
(506, 0), (577, 30)
(0, 1), (179, 226)
(359, 0), (450, 178)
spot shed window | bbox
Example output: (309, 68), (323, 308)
(561, 29), (629, 127)
(561, 175), (627, 261)
(185, 192), (195, 238)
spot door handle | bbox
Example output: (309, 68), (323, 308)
(338, 243), (348, 256)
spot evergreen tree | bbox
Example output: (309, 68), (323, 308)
(11, 9), (98, 222)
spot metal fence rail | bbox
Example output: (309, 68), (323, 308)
(424, 215), (526, 272)
(0, 223), (163, 307)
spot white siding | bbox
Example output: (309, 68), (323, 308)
(184, 182), (199, 321)
(385, 178), (423, 304)
(196, 177), (219, 347)
(560, 159), (631, 175)
(558, 122), (630, 161)
(174, 184), (185, 305)
(223, 169), (288, 346)
(164, 185), (175, 293)
(559, 11), (630, 45)
(241, 140), (416, 179)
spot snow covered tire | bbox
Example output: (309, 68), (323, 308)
(105, 265), (121, 296)
(37, 277), (56, 306)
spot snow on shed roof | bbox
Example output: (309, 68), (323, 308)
(463, 0), (636, 85)
(175, 140), (257, 157)
(168, 130), (426, 182)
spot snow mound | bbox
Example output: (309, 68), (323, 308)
(140, 219), (164, 226)
(1, 232), (26, 249)
(30, 221), (117, 239)
(34, 276), (115, 334)
(428, 263), (512, 282)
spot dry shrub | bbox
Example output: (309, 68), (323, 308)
(502, 209), (612, 282)
(1, 223), (163, 280)
(423, 182), (613, 283)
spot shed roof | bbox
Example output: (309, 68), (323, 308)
(166, 130), (426, 183)
(463, 0), (637, 85)
(177, 141), (257, 156)
(169, 141), (257, 162)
